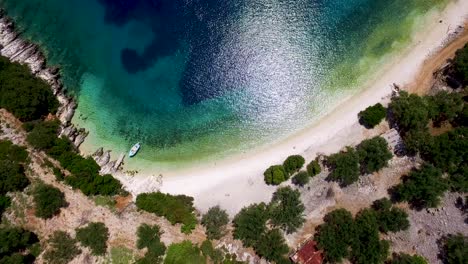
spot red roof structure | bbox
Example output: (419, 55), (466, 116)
(290, 239), (323, 264)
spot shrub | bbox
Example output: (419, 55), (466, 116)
(43, 231), (81, 264)
(454, 43), (468, 84)
(269, 187), (305, 234)
(164, 241), (205, 264)
(0, 161), (30, 195)
(315, 209), (355, 263)
(0, 140), (28, 164)
(306, 160), (321, 177)
(232, 203), (269, 248)
(26, 120), (60, 150)
(357, 136), (393, 174)
(392, 164), (448, 209)
(358, 103), (386, 128)
(136, 224), (166, 263)
(254, 229), (289, 263)
(136, 192), (197, 234)
(327, 147), (360, 187)
(32, 184), (67, 219)
(201, 206), (229, 240)
(292, 171), (310, 187)
(75, 222), (109, 256)
(442, 234), (468, 264)
(0, 56), (59, 121)
(389, 253), (428, 264)
(0, 195), (11, 216)
(263, 165), (288, 185)
(283, 155), (305, 175)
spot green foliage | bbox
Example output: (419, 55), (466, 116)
(200, 240), (223, 264)
(357, 136), (393, 174)
(269, 187), (305, 234)
(32, 183), (67, 219)
(136, 224), (166, 264)
(306, 160), (321, 177)
(315, 209), (355, 263)
(327, 147), (360, 187)
(0, 195), (11, 216)
(136, 192), (197, 234)
(0, 161), (30, 195)
(232, 203), (268, 248)
(283, 155), (305, 175)
(0, 56), (58, 121)
(164, 241), (205, 264)
(402, 129), (433, 156)
(292, 171), (310, 187)
(389, 91), (430, 132)
(76, 222), (109, 256)
(201, 206), (229, 240)
(43, 231), (81, 264)
(254, 229), (289, 263)
(449, 164), (468, 192)
(0, 227), (38, 262)
(263, 165), (288, 185)
(427, 91), (464, 125)
(443, 234), (468, 264)
(53, 167), (65, 181)
(350, 209), (389, 264)
(389, 253), (428, 264)
(0, 140), (28, 164)
(26, 120), (60, 150)
(372, 198), (409, 233)
(358, 103), (387, 128)
(392, 164), (448, 209)
(454, 43), (468, 84)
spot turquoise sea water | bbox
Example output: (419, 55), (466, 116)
(0, 0), (449, 170)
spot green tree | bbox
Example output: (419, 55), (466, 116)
(264, 165), (288, 185)
(427, 91), (464, 126)
(136, 224), (166, 264)
(283, 155), (305, 175)
(358, 103), (387, 128)
(32, 184), (67, 219)
(164, 241), (205, 264)
(442, 234), (468, 264)
(26, 120), (60, 150)
(0, 161), (29, 195)
(200, 240), (223, 264)
(357, 137), (393, 174)
(315, 209), (355, 263)
(350, 209), (389, 264)
(201, 206), (229, 240)
(43, 231), (81, 264)
(269, 187), (305, 234)
(392, 164), (448, 209)
(0, 195), (11, 216)
(389, 253), (428, 264)
(449, 164), (468, 193)
(232, 203), (269, 248)
(0, 140), (28, 164)
(389, 91), (430, 132)
(75, 222), (109, 256)
(372, 198), (409, 233)
(327, 147), (360, 187)
(454, 43), (468, 84)
(306, 160), (321, 177)
(402, 129), (433, 156)
(292, 171), (310, 187)
(0, 227), (38, 259)
(254, 229), (289, 263)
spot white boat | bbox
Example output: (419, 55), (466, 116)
(129, 142), (141, 157)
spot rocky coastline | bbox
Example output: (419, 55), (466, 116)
(0, 10), (124, 173)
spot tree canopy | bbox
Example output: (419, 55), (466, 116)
(327, 147), (360, 187)
(75, 222), (109, 256)
(136, 224), (166, 264)
(269, 187), (305, 234)
(164, 241), (205, 264)
(389, 91), (431, 132)
(263, 165), (288, 185)
(358, 103), (387, 128)
(232, 203), (269, 248)
(283, 155), (305, 175)
(453, 43), (468, 84)
(357, 136), (393, 174)
(32, 183), (67, 219)
(389, 253), (428, 264)
(442, 234), (468, 264)
(306, 160), (321, 177)
(0, 227), (39, 263)
(43, 231), (81, 264)
(201, 206), (229, 240)
(292, 171), (310, 187)
(372, 198), (409, 233)
(254, 229), (290, 263)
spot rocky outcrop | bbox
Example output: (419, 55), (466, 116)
(0, 10), (125, 173)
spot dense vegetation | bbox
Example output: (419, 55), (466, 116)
(315, 200), (409, 264)
(454, 43), (468, 85)
(26, 120), (122, 196)
(201, 206), (229, 240)
(32, 183), (67, 219)
(292, 171), (310, 187)
(357, 137), (393, 174)
(0, 56), (58, 121)
(326, 147), (360, 187)
(306, 160), (321, 177)
(263, 165), (288, 185)
(442, 234), (468, 264)
(0, 227), (40, 263)
(136, 224), (166, 264)
(164, 241), (205, 264)
(358, 103), (387, 128)
(389, 253), (428, 264)
(43, 231), (81, 264)
(136, 192), (197, 234)
(269, 186), (305, 234)
(283, 155), (305, 176)
(75, 222), (109, 256)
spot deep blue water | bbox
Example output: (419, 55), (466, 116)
(0, 0), (448, 167)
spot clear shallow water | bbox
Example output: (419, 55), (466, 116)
(1, 0), (448, 169)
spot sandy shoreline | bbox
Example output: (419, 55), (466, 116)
(112, 1), (468, 215)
